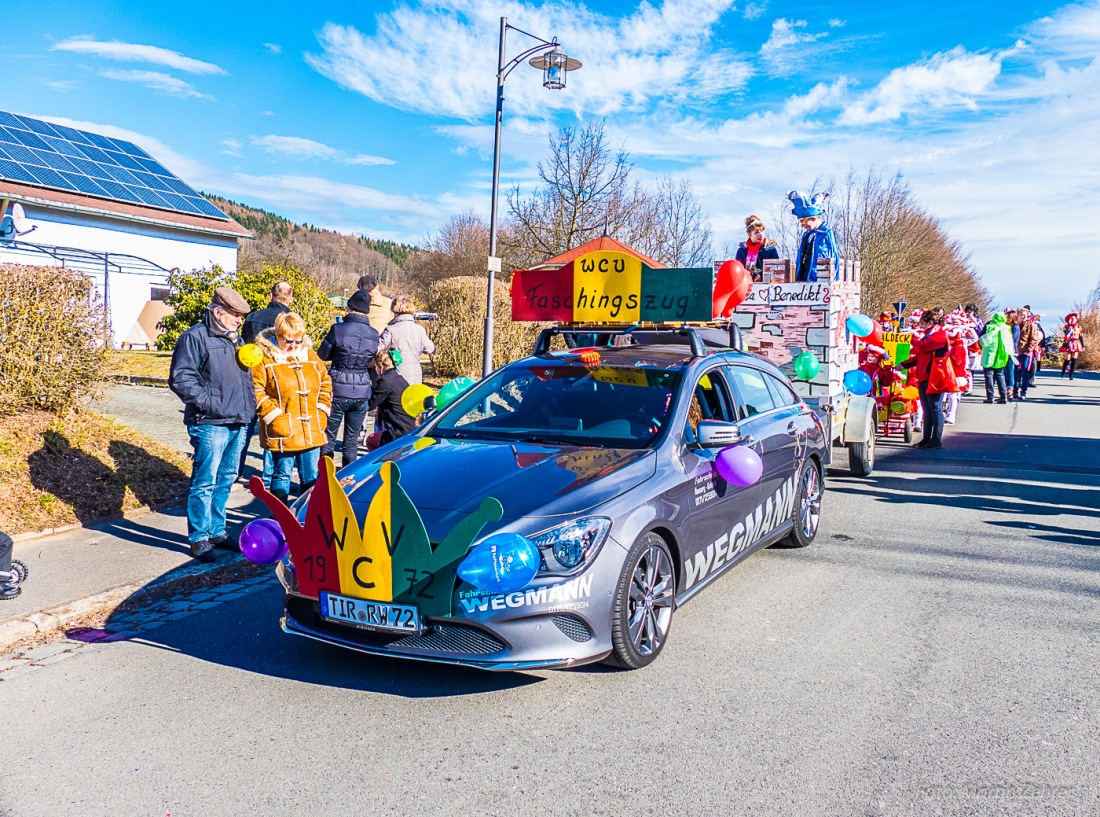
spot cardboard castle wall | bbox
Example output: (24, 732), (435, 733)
(728, 259), (862, 404)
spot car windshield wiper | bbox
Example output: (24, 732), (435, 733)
(429, 428), (516, 442)
(513, 433), (573, 445)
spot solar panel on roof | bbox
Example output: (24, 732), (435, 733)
(0, 110), (230, 222)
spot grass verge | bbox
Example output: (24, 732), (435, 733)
(0, 409), (191, 535)
(106, 350), (173, 380)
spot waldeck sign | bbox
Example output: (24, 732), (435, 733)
(511, 251), (713, 322)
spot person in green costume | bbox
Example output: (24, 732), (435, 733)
(979, 312), (1013, 403)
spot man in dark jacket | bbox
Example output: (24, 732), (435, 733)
(368, 349), (418, 445)
(169, 287), (255, 562)
(241, 281), (293, 343)
(317, 290), (379, 466)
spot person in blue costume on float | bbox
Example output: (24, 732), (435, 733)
(788, 190), (839, 282)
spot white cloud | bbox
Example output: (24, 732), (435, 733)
(743, 2), (766, 20)
(52, 36), (225, 74)
(840, 47), (1004, 125)
(760, 19), (828, 75)
(828, 18), (846, 28)
(263, 43), (282, 55)
(250, 135), (395, 166)
(306, 0), (746, 119)
(39, 78), (79, 92)
(98, 69), (214, 101)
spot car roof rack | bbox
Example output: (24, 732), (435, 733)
(533, 324), (743, 358)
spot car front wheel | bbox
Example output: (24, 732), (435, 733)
(603, 532), (675, 670)
(779, 458), (823, 548)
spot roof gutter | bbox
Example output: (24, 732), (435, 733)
(0, 186), (253, 241)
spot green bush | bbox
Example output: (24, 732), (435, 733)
(0, 264), (109, 415)
(156, 263), (336, 350)
(425, 276), (546, 378)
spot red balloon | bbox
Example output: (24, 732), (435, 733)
(864, 323), (883, 347)
(712, 260), (753, 318)
(365, 431), (382, 451)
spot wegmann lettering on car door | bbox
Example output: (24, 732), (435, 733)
(684, 475), (797, 590)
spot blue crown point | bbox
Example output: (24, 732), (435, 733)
(788, 189), (829, 218)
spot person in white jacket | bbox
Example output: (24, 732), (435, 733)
(378, 295), (436, 385)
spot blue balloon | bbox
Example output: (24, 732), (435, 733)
(843, 369), (873, 396)
(458, 533), (540, 593)
(846, 313), (875, 338)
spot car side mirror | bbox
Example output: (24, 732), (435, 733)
(696, 419), (744, 448)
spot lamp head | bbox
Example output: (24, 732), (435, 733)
(529, 46), (581, 90)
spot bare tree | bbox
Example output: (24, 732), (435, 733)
(507, 121), (633, 265)
(403, 210), (491, 299)
(506, 122), (713, 268)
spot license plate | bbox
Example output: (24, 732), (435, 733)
(320, 592), (421, 634)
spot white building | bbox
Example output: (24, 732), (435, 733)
(0, 111), (250, 346)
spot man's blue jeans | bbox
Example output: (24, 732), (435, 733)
(271, 447), (321, 500)
(186, 423), (248, 544)
(239, 417), (275, 487)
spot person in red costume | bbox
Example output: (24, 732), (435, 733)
(901, 307), (950, 450)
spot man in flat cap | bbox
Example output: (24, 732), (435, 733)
(169, 287), (256, 562)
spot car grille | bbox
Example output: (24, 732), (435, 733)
(285, 595), (507, 656)
(551, 613), (593, 642)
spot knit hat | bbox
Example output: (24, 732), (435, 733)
(210, 287), (250, 315)
(745, 215), (766, 234)
(787, 190), (828, 218)
(347, 289), (372, 314)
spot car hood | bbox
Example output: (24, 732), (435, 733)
(340, 437), (656, 526)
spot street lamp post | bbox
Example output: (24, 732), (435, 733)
(482, 17), (581, 377)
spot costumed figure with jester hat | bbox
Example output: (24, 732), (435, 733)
(943, 309), (978, 424)
(787, 191), (839, 282)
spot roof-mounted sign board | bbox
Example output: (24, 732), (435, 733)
(511, 251), (713, 322)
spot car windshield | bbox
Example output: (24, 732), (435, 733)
(425, 363), (683, 449)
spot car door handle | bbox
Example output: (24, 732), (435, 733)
(786, 422), (798, 437)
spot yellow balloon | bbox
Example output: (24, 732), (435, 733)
(237, 343), (264, 369)
(901, 386), (919, 400)
(401, 383), (435, 417)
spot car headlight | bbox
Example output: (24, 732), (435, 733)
(529, 517), (612, 575)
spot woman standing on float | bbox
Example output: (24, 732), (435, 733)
(1060, 313), (1085, 379)
(734, 215), (781, 282)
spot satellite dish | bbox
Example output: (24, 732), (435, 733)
(0, 202), (36, 242)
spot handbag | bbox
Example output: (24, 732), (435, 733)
(927, 347), (959, 394)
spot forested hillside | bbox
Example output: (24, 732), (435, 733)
(205, 195), (418, 294)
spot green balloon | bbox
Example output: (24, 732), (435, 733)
(436, 376), (476, 409)
(793, 352), (820, 381)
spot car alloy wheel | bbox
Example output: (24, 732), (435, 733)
(778, 459), (823, 549)
(799, 461), (822, 540)
(605, 532), (675, 669)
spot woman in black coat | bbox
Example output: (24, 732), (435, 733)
(733, 215), (781, 282)
(316, 290), (379, 466)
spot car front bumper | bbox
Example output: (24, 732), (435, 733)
(280, 592), (612, 671)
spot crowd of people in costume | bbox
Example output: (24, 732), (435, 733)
(856, 304), (1087, 451)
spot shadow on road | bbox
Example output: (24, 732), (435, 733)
(98, 574), (543, 698)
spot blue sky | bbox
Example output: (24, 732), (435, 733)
(4, 0), (1099, 317)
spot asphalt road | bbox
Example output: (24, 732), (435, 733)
(5, 372), (1098, 817)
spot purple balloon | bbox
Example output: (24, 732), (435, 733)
(715, 445), (763, 487)
(240, 518), (287, 565)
